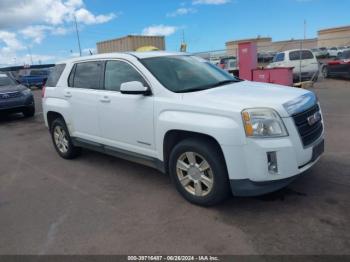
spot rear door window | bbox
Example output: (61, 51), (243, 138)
(46, 64), (65, 87)
(289, 50), (314, 61)
(70, 61), (103, 89)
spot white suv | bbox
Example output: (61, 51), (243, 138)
(268, 49), (319, 81)
(43, 52), (325, 206)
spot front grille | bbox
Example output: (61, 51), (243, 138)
(292, 104), (323, 147)
(0, 91), (22, 100)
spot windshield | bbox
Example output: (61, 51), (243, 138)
(0, 73), (16, 86)
(141, 55), (240, 93)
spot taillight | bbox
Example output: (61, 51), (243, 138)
(41, 86), (46, 98)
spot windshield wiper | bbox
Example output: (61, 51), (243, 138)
(210, 79), (239, 87)
(176, 87), (210, 93)
(176, 79), (239, 93)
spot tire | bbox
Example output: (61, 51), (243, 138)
(50, 118), (81, 159)
(23, 106), (35, 117)
(322, 66), (329, 78)
(169, 138), (231, 206)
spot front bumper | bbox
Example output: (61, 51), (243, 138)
(222, 117), (325, 196)
(0, 94), (34, 112)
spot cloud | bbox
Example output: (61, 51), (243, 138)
(20, 25), (71, 44)
(0, 31), (24, 50)
(20, 26), (52, 44)
(0, 0), (116, 66)
(193, 0), (230, 5)
(0, 0), (116, 29)
(142, 25), (178, 36)
(167, 7), (197, 17)
(75, 8), (116, 25)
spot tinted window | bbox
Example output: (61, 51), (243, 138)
(30, 70), (48, 76)
(289, 50), (314, 61)
(330, 47), (337, 50)
(273, 53), (285, 62)
(104, 60), (146, 91)
(141, 56), (239, 93)
(72, 62), (102, 89)
(46, 64), (66, 87)
(341, 51), (350, 59)
(0, 73), (15, 86)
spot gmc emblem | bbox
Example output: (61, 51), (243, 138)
(307, 112), (321, 126)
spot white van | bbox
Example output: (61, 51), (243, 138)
(268, 49), (319, 81)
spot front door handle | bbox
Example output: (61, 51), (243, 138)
(100, 96), (111, 103)
(64, 91), (72, 98)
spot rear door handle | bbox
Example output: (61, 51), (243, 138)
(64, 91), (72, 98)
(100, 96), (111, 103)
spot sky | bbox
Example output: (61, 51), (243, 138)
(0, 0), (349, 67)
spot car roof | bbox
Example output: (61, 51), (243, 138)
(58, 51), (185, 64)
(279, 49), (312, 53)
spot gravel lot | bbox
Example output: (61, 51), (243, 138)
(0, 79), (349, 255)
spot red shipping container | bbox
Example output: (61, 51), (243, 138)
(252, 69), (270, 83)
(269, 67), (293, 86)
(238, 42), (257, 81)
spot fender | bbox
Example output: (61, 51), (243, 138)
(156, 110), (246, 161)
(43, 97), (73, 132)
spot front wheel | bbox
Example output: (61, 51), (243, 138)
(23, 106), (35, 117)
(169, 138), (231, 206)
(322, 66), (329, 78)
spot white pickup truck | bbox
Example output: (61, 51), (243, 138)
(43, 52), (325, 206)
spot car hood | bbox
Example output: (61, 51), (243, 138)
(0, 85), (27, 93)
(182, 81), (315, 117)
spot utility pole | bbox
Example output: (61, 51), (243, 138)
(304, 19), (307, 40)
(74, 15), (82, 57)
(27, 46), (33, 65)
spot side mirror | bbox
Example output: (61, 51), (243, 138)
(120, 81), (151, 95)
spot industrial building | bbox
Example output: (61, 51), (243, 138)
(226, 25), (350, 55)
(96, 35), (165, 54)
(226, 37), (317, 56)
(318, 25), (350, 47)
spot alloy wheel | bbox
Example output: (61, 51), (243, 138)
(176, 152), (214, 197)
(53, 126), (69, 154)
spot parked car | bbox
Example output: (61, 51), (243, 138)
(322, 50), (350, 79)
(268, 49), (319, 81)
(19, 69), (50, 89)
(0, 72), (35, 117)
(258, 51), (276, 63)
(219, 56), (238, 76)
(43, 52), (324, 206)
(328, 47), (342, 57)
(311, 48), (323, 58)
(318, 47), (329, 58)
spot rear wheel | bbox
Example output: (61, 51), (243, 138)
(51, 118), (81, 159)
(169, 138), (230, 206)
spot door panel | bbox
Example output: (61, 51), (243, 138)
(98, 92), (154, 154)
(66, 61), (103, 142)
(98, 60), (155, 156)
(66, 88), (101, 140)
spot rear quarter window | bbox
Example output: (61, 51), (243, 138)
(46, 64), (66, 87)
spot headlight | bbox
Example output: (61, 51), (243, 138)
(242, 108), (288, 138)
(21, 89), (31, 95)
